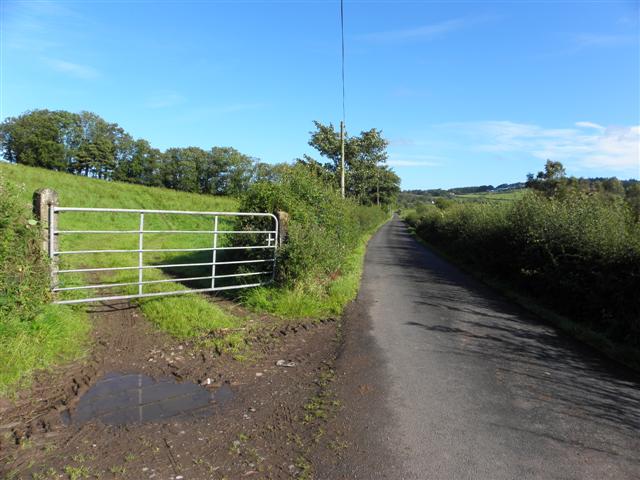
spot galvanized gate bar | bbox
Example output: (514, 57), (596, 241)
(55, 245), (275, 255)
(57, 259), (275, 274)
(211, 216), (218, 289)
(51, 207), (278, 305)
(54, 283), (265, 305)
(53, 271), (271, 292)
(138, 213), (144, 295)
(56, 230), (275, 234)
(53, 207), (276, 216)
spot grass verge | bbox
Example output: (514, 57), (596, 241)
(0, 305), (90, 396)
(240, 220), (387, 320)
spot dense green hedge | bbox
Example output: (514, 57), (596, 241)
(239, 165), (388, 288)
(406, 192), (640, 347)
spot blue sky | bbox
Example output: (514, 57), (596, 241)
(1, 0), (639, 189)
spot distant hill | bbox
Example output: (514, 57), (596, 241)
(399, 183), (527, 208)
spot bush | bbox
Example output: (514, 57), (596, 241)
(0, 174), (51, 320)
(239, 164), (387, 288)
(411, 191), (640, 347)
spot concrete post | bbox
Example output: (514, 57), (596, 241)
(33, 188), (59, 288)
(276, 210), (289, 247)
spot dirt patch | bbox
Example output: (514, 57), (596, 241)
(0, 299), (339, 479)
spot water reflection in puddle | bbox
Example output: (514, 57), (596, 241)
(64, 372), (234, 426)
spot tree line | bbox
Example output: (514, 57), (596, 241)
(526, 160), (640, 219)
(0, 110), (400, 205)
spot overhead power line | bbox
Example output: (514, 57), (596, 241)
(340, 0), (346, 198)
(340, 0), (346, 124)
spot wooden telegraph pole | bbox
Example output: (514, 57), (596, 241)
(340, 121), (345, 198)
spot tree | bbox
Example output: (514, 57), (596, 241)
(159, 147), (206, 192)
(539, 160), (566, 180)
(307, 121), (399, 205)
(0, 109), (77, 171)
(526, 160), (568, 197)
(600, 178), (625, 197)
(113, 139), (161, 186)
(211, 147), (255, 196)
(625, 183), (640, 221)
(295, 155), (335, 183)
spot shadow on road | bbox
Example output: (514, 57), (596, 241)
(378, 221), (640, 443)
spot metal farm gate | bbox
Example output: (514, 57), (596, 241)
(46, 205), (278, 305)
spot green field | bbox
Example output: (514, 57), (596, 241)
(454, 189), (526, 202)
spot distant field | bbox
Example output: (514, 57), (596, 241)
(454, 189), (527, 202)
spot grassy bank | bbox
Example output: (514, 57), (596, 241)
(241, 221), (384, 319)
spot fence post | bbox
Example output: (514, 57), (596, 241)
(33, 188), (59, 288)
(276, 210), (289, 247)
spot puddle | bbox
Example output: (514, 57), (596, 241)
(63, 372), (234, 426)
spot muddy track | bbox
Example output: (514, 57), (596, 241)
(1, 299), (340, 479)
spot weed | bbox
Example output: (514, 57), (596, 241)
(109, 465), (126, 476)
(63, 465), (90, 480)
(44, 442), (57, 453)
(328, 439), (349, 452)
(294, 455), (312, 480)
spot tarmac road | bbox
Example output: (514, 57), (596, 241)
(317, 216), (640, 479)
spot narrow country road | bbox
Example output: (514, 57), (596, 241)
(317, 216), (640, 479)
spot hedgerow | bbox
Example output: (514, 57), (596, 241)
(409, 191), (640, 347)
(239, 164), (388, 288)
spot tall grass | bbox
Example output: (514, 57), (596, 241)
(407, 191), (640, 348)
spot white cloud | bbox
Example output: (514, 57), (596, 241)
(573, 33), (637, 49)
(446, 121), (639, 174)
(175, 103), (267, 123)
(387, 160), (441, 167)
(358, 16), (494, 43)
(387, 154), (442, 167)
(575, 121), (605, 131)
(45, 59), (99, 79)
(5, 1), (82, 52)
(146, 92), (186, 109)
